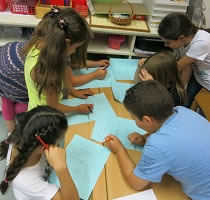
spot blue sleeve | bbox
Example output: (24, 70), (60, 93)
(134, 145), (170, 182)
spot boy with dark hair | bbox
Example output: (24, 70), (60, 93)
(105, 80), (210, 200)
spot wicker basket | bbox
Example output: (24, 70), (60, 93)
(108, 0), (134, 26)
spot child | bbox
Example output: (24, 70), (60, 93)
(105, 80), (210, 200)
(0, 42), (28, 133)
(158, 12), (210, 107)
(22, 7), (105, 113)
(0, 40), (108, 133)
(0, 106), (79, 200)
(134, 52), (187, 106)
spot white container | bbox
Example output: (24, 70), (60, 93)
(144, 0), (189, 15)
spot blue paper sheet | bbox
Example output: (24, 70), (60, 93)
(110, 58), (139, 80)
(62, 93), (116, 125)
(91, 116), (146, 152)
(49, 134), (110, 200)
(73, 67), (115, 89)
(112, 82), (134, 103)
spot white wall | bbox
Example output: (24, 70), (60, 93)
(204, 0), (210, 28)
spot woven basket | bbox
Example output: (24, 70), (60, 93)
(108, 0), (134, 26)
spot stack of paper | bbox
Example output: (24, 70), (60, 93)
(110, 59), (139, 81)
(62, 93), (116, 125)
(111, 82), (134, 103)
(113, 189), (157, 200)
(49, 135), (110, 200)
(73, 67), (115, 89)
(91, 116), (146, 152)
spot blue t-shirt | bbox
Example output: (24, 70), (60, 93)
(134, 106), (210, 200)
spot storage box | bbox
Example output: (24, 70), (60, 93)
(108, 35), (125, 50)
(9, 0), (38, 15)
(135, 37), (171, 52)
(144, 0), (189, 15)
(35, 0), (71, 19)
(144, 0), (189, 26)
(0, 0), (7, 12)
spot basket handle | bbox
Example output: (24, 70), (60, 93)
(108, 0), (134, 19)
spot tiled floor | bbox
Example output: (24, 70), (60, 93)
(0, 113), (15, 199)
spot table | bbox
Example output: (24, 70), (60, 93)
(64, 87), (189, 200)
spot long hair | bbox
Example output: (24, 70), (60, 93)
(142, 52), (187, 105)
(22, 8), (91, 97)
(0, 106), (68, 195)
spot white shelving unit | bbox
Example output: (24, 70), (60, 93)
(0, 11), (159, 58)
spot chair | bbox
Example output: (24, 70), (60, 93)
(190, 88), (210, 121)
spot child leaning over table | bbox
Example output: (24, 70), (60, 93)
(105, 80), (210, 200)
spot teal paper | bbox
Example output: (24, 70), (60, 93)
(91, 116), (146, 151)
(73, 67), (115, 89)
(62, 93), (116, 125)
(112, 82), (134, 103)
(49, 134), (110, 200)
(110, 58), (139, 80)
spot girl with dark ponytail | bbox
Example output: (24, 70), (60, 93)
(158, 12), (210, 108)
(0, 106), (79, 200)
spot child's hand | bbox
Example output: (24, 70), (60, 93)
(97, 59), (110, 67)
(45, 145), (67, 172)
(128, 132), (146, 145)
(72, 89), (94, 99)
(77, 104), (94, 113)
(95, 68), (107, 80)
(138, 58), (147, 67)
(104, 135), (124, 154)
(139, 69), (153, 81)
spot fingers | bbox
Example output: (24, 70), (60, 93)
(104, 60), (110, 67)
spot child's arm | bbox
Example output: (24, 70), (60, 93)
(105, 135), (149, 190)
(87, 59), (110, 68)
(68, 67), (107, 87)
(134, 59), (148, 83)
(128, 132), (151, 145)
(45, 146), (79, 200)
(178, 55), (195, 86)
(46, 89), (94, 114)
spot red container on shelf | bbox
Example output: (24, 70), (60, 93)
(8, 0), (38, 15)
(108, 35), (126, 50)
(0, 0), (7, 12)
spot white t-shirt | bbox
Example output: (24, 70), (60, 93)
(6, 145), (59, 200)
(186, 30), (210, 90)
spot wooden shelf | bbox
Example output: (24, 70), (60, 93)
(0, 11), (159, 58)
(88, 37), (135, 56)
(0, 11), (41, 27)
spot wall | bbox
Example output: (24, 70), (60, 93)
(204, 0), (210, 28)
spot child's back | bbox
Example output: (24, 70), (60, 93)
(139, 106), (210, 199)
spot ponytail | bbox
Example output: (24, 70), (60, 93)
(0, 140), (9, 160)
(0, 106), (68, 195)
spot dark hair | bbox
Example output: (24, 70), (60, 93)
(22, 8), (91, 97)
(142, 51), (187, 105)
(158, 12), (198, 40)
(0, 106), (68, 195)
(123, 80), (173, 121)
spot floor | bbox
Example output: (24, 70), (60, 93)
(0, 113), (15, 199)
